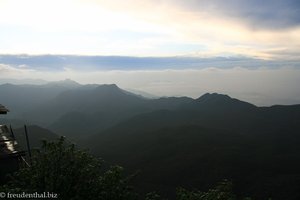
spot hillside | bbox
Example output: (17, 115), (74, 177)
(0, 81), (193, 138)
(84, 93), (300, 200)
(1, 81), (300, 199)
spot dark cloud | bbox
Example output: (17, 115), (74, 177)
(172, 0), (300, 29)
(0, 55), (299, 72)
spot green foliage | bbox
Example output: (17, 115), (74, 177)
(145, 192), (163, 200)
(144, 181), (252, 200)
(0, 137), (254, 200)
(176, 181), (251, 200)
(1, 137), (137, 200)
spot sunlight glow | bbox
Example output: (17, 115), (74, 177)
(0, 0), (299, 58)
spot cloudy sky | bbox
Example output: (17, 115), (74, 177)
(0, 0), (300, 105)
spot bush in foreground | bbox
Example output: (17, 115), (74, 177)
(1, 137), (252, 200)
(1, 137), (136, 200)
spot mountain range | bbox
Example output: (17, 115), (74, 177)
(1, 80), (300, 199)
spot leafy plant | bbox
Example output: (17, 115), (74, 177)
(1, 137), (254, 200)
(1, 137), (136, 200)
(176, 180), (251, 200)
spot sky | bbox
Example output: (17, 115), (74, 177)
(0, 0), (300, 105)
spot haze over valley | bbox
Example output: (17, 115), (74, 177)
(1, 55), (300, 106)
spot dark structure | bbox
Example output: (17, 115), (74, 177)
(0, 104), (9, 114)
(0, 105), (26, 182)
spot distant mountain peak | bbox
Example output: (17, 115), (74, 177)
(96, 84), (120, 90)
(197, 93), (231, 102)
(106, 83), (119, 88)
(93, 84), (125, 95)
(196, 92), (256, 109)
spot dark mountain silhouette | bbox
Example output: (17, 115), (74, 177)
(48, 89), (194, 138)
(0, 81), (193, 138)
(82, 92), (300, 200)
(0, 80), (83, 120)
(20, 83), (191, 137)
(1, 81), (300, 199)
(195, 92), (256, 110)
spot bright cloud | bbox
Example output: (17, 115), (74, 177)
(0, 64), (35, 74)
(0, 0), (299, 59)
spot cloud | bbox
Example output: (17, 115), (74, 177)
(170, 0), (300, 30)
(0, 1), (299, 59)
(83, 0), (300, 59)
(0, 64), (35, 74)
(1, 55), (299, 72)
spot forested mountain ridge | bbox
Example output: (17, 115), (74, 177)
(1, 81), (300, 199)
